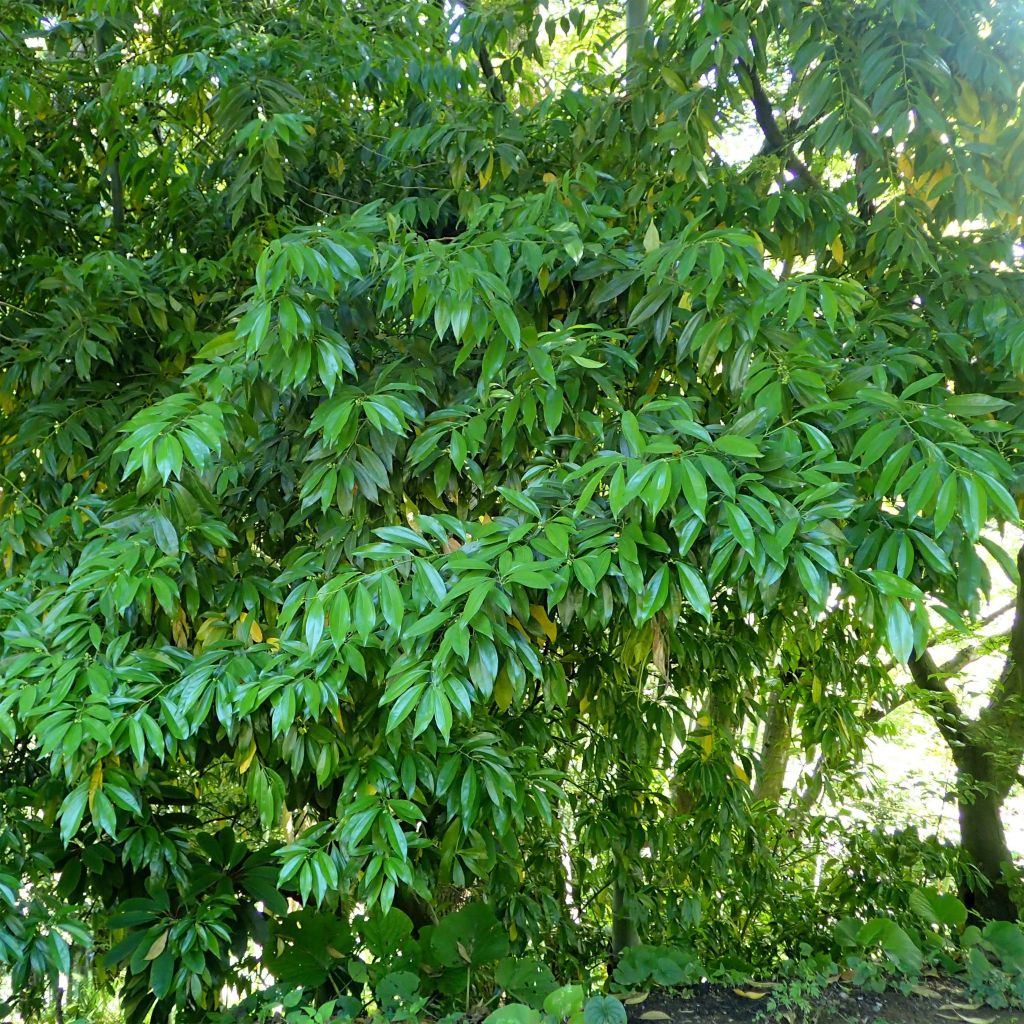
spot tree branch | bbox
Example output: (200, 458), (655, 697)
(854, 151), (877, 222)
(907, 650), (970, 750)
(736, 57), (821, 190)
(476, 41), (506, 103)
(979, 546), (1024, 742)
(868, 599), (1017, 724)
(460, 0), (506, 103)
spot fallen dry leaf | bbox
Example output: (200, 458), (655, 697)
(622, 992), (649, 1005)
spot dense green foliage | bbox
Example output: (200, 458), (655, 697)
(1, 0), (1023, 1020)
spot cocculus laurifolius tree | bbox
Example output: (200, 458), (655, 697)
(1, 0), (1023, 1018)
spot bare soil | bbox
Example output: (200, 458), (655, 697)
(624, 979), (1024, 1024)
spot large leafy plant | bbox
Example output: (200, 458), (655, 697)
(1, 0), (1022, 1018)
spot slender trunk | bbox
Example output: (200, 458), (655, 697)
(611, 875), (640, 955)
(625, 0), (648, 69)
(754, 691), (793, 804)
(94, 22), (125, 232)
(610, 759), (641, 955)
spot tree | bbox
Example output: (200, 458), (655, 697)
(905, 548), (1024, 921)
(1, 0), (1022, 1018)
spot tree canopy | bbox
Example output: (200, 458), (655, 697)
(1, 0), (1023, 1020)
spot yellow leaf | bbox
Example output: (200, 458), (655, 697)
(831, 235), (844, 264)
(327, 946), (346, 959)
(732, 761), (749, 784)
(507, 616), (529, 640)
(88, 762), (103, 812)
(643, 220), (660, 253)
(267, 635), (280, 652)
(640, 1013), (671, 1020)
(701, 733), (714, 758)
(144, 930), (168, 961)
(623, 992), (649, 1005)
(508, 922), (518, 940)
(542, 172), (557, 184)
(194, 615), (228, 650)
(239, 741), (257, 775)
(495, 672), (514, 712)
(812, 677), (822, 703)
(956, 78), (982, 124)
(171, 608), (189, 649)
(579, 696), (591, 714)
(249, 619), (263, 643)
(529, 605), (557, 644)
(733, 989), (768, 1000)
(677, 291), (692, 310)
(478, 153), (494, 189)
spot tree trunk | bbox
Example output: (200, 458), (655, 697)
(625, 0), (648, 68)
(94, 22), (125, 233)
(754, 691), (793, 804)
(908, 643), (1022, 921)
(955, 744), (1019, 921)
(959, 785), (1017, 921)
(610, 759), (641, 955)
(611, 876), (640, 955)
(392, 886), (437, 934)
